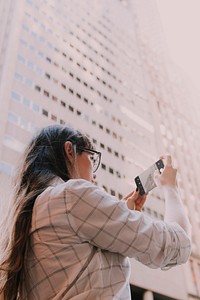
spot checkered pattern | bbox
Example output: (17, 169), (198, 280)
(21, 178), (191, 299)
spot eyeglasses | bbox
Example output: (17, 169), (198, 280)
(77, 146), (101, 173)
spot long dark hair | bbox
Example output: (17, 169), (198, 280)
(0, 124), (92, 300)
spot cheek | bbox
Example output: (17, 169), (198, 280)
(77, 155), (92, 175)
(86, 157), (93, 177)
(87, 158), (93, 172)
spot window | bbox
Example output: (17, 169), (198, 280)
(11, 91), (21, 102)
(36, 67), (43, 76)
(102, 185), (108, 192)
(32, 103), (40, 112)
(25, 78), (33, 88)
(113, 132), (117, 139)
(92, 139), (97, 144)
(0, 161), (13, 175)
(31, 31), (37, 37)
(35, 85), (41, 92)
(84, 98), (88, 103)
(19, 38), (27, 46)
(110, 189), (115, 196)
(8, 112), (18, 124)
(22, 24), (29, 32)
(61, 101), (66, 107)
(101, 163), (106, 170)
(42, 109), (48, 117)
(146, 208), (151, 215)
(22, 97), (30, 107)
(114, 151), (119, 157)
(116, 171), (121, 178)
(3, 135), (25, 152)
(44, 90), (49, 97)
(20, 118), (29, 129)
(160, 214), (164, 220)
(38, 51), (44, 58)
(29, 45), (35, 52)
(153, 211), (158, 219)
(76, 93), (81, 99)
(107, 147), (112, 153)
(39, 36), (45, 43)
(17, 55), (25, 63)
(60, 119), (65, 125)
(52, 95), (58, 102)
(106, 128), (110, 134)
(45, 73), (51, 79)
(109, 167), (114, 174)
(27, 61), (34, 70)
(51, 114), (57, 121)
(47, 42), (53, 49)
(14, 72), (23, 82)
(69, 105), (74, 112)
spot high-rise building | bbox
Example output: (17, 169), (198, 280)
(0, 0), (199, 299)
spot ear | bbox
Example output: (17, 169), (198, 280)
(64, 141), (75, 164)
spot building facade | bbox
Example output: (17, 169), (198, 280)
(0, 0), (199, 299)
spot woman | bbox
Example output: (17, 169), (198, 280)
(0, 125), (191, 300)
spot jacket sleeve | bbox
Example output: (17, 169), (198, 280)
(65, 179), (191, 269)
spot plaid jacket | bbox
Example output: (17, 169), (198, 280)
(21, 178), (191, 299)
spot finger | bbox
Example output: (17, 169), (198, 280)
(127, 194), (139, 203)
(134, 194), (147, 210)
(134, 196), (146, 208)
(131, 190), (139, 199)
(160, 155), (172, 167)
(135, 195), (146, 204)
(124, 190), (137, 200)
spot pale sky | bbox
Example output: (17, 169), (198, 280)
(156, 0), (200, 93)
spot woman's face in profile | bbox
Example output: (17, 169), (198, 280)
(75, 152), (94, 182)
(64, 141), (96, 182)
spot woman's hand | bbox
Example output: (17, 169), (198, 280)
(123, 190), (147, 211)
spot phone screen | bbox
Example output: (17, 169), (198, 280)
(135, 159), (164, 195)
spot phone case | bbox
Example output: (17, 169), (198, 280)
(134, 159), (164, 195)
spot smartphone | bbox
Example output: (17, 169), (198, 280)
(134, 159), (164, 196)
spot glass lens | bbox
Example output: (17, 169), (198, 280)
(90, 152), (99, 172)
(76, 146), (101, 172)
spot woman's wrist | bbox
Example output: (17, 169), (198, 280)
(161, 184), (182, 205)
(160, 184), (178, 192)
